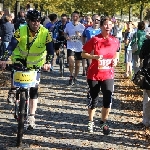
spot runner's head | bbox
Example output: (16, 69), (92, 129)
(19, 9), (25, 17)
(100, 16), (112, 34)
(72, 11), (80, 22)
(48, 13), (57, 23)
(26, 9), (41, 32)
(61, 14), (67, 23)
(85, 15), (92, 24)
(92, 14), (100, 28)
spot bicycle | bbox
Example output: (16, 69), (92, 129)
(56, 40), (66, 77)
(12, 64), (40, 147)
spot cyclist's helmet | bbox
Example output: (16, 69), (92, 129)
(26, 9), (41, 20)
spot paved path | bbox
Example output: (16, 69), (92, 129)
(0, 63), (149, 150)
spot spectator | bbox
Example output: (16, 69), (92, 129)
(115, 20), (123, 61)
(13, 9), (26, 30)
(0, 11), (5, 25)
(139, 33), (150, 127)
(124, 22), (134, 77)
(131, 21), (146, 74)
(1, 15), (14, 52)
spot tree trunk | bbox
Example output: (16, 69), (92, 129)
(129, 6), (132, 22)
(140, 3), (144, 21)
(121, 9), (123, 21)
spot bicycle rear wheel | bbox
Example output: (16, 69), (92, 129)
(16, 91), (26, 147)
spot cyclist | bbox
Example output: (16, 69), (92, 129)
(53, 14), (68, 65)
(64, 11), (85, 85)
(0, 9), (54, 129)
(82, 16), (119, 134)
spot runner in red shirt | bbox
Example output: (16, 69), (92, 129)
(82, 16), (119, 135)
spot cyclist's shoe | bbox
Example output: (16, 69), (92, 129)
(100, 121), (110, 135)
(69, 76), (74, 85)
(56, 58), (59, 65)
(27, 116), (36, 129)
(7, 89), (16, 103)
(88, 121), (94, 133)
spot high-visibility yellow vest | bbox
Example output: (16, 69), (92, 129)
(12, 25), (48, 68)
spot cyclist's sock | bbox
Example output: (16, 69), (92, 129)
(30, 114), (35, 116)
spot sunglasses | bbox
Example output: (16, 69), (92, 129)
(93, 19), (100, 22)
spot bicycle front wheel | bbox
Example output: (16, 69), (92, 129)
(16, 91), (26, 147)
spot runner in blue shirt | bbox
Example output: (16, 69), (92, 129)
(82, 14), (101, 76)
(45, 13), (57, 71)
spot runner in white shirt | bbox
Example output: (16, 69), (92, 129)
(64, 11), (85, 85)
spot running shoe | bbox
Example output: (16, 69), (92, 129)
(27, 116), (36, 129)
(73, 78), (77, 85)
(100, 122), (110, 135)
(88, 121), (94, 133)
(69, 76), (74, 85)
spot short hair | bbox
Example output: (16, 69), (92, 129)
(100, 16), (110, 26)
(92, 14), (99, 20)
(72, 11), (80, 16)
(48, 13), (57, 21)
(138, 21), (145, 30)
(61, 14), (67, 18)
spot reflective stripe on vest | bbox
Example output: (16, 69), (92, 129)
(17, 46), (45, 56)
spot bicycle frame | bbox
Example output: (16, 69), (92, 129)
(13, 69), (40, 147)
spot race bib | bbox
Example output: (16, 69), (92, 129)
(98, 59), (112, 70)
(71, 35), (80, 42)
(13, 71), (38, 88)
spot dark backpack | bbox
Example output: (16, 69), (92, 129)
(139, 39), (150, 68)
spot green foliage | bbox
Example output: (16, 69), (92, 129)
(2, 0), (150, 19)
